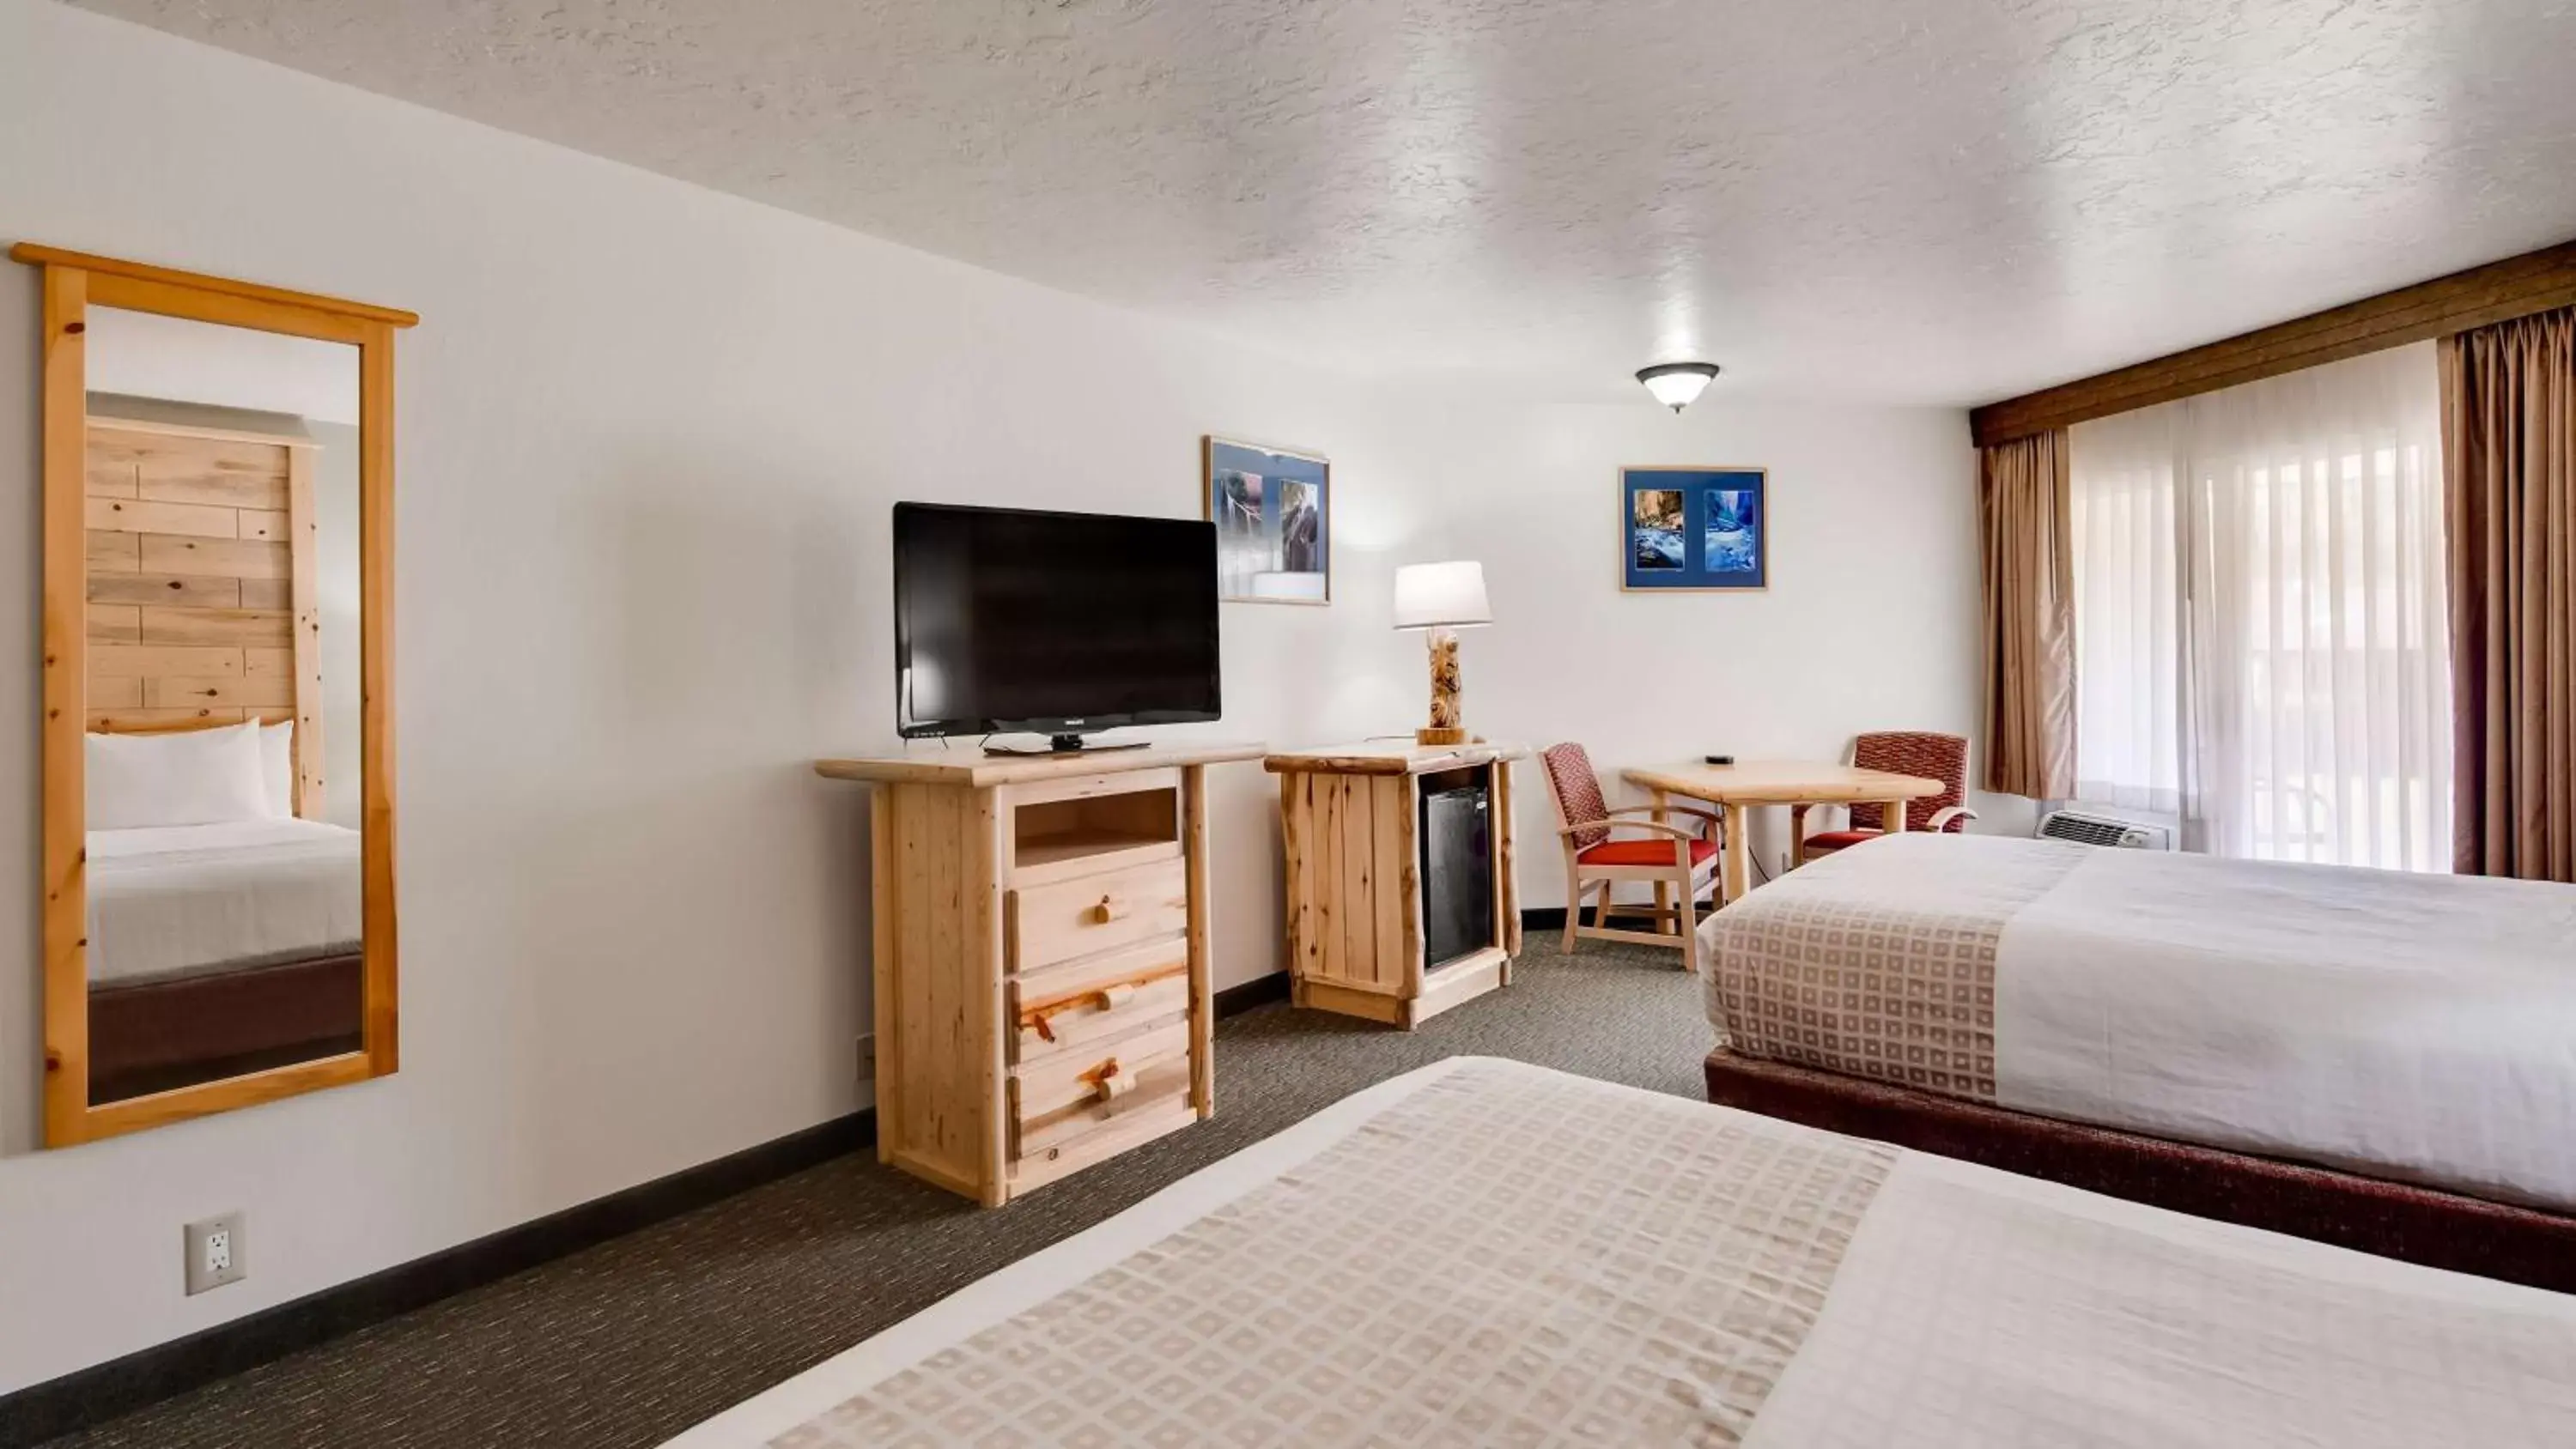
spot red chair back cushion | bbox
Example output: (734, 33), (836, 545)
(1847, 731), (1969, 833)
(1540, 742), (1612, 849)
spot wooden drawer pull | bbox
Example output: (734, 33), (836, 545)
(1083, 1058), (1136, 1102)
(1089, 894), (1129, 925)
(1022, 979), (1157, 1043)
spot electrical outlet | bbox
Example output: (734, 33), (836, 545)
(185, 1211), (246, 1295)
(856, 1033), (878, 1087)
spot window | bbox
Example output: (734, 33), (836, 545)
(2069, 343), (2451, 870)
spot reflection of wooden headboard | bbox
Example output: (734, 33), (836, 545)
(85, 410), (325, 819)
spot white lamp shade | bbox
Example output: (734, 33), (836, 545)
(1392, 561), (1492, 630)
(1637, 361), (1721, 411)
(1642, 372), (1708, 409)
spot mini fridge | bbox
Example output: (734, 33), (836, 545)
(1419, 776), (1496, 970)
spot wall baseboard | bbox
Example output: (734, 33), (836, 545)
(1520, 906), (1668, 931)
(1212, 969), (1291, 1016)
(0, 979), (1302, 1445)
(0, 1109), (870, 1447)
(1217, 912), (1584, 963)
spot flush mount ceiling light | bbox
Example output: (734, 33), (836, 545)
(1636, 361), (1721, 412)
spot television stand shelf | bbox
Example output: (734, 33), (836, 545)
(815, 741), (1265, 1205)
(1012, 828), (1171, 882)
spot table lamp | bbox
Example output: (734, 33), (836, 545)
(1392, 561), (1492, 747)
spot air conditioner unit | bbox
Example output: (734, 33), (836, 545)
(2038, 809), (2173, 851)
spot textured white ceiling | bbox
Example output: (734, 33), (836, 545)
(70, 0), (2576, 405)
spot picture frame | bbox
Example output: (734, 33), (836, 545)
(1205, 435), (1330, 604)
(1620, 466), (1768, 591)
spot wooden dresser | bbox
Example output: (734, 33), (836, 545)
(816, 743), (1263, 1206)
(1267, 742), (1526, 1029)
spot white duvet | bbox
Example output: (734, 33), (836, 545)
(86, 819), (363, 987)
(666, 1059), (2576, 1448)
(1704, 832), (2576, 1211)
(1996, 844), (2576, 1210)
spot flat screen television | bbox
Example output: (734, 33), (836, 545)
(893, 502), (1221, 750)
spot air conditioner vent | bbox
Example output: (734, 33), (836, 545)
(2038, 809), (2172, 851)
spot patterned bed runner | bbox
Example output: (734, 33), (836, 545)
(1702, 835), (2087, 1100)
(774, 1059), (1893, 1447)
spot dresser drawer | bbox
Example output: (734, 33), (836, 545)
(1010, 941), (1190, 1064)
(1011, 1017), (1193, 1159)
(1008, 858), (1189, 973)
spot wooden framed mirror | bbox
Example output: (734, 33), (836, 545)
(11, 245), (415, 1146)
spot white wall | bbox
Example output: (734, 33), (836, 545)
(1394, 397), (2035, 902)
(0, 0), (1996, 1396)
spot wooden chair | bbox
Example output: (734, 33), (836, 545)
(1539, 742), (1724, 972)
(1793, 731), (1978, 864)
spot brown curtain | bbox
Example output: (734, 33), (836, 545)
(2441, 306), (2576, 882)
(1978, 430), (2077, 797)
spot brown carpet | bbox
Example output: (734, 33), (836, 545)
(46, 939), (1710, 1448)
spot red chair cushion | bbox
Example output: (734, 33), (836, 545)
(1578, 838), (1719, 867)
(1801, 829), (1882, 852)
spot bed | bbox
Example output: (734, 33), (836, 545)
(86, 817), (364, 1101)
(1697, 831), (2576, 1284)
(665, 1057), (2576, 1447)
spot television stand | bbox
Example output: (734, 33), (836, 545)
(812, 741), (1266, 1204)
(983, 735), (1154, 757)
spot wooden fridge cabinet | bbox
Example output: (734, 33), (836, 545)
(1267, 742), (1526, 1029)
(816, 743), (1263, 1206)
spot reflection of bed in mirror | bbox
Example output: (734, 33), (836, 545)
(87, 809), (363, 1104)
(82, 390), (363, 1104)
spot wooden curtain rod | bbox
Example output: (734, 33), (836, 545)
(1969, 237), (2576, 448)
(7, 242), (420, 328)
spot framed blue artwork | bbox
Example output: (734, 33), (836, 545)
(1205, 436), (1330, 604)
(1620, 466), (1767, 591)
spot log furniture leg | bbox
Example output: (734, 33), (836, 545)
(1722, 803), (1753, 904)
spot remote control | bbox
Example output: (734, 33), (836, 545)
(1704, 754), (1735, 766)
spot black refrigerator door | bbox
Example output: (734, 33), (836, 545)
(1420, 784), (1495, 968)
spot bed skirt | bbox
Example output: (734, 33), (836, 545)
(89, 952), (365, 1103)
(1704, 1047), (2576, 1294)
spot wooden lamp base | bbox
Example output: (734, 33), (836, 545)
(1417, 627), (1468, 747)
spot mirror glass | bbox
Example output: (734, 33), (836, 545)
(80, 306), (366, 1106)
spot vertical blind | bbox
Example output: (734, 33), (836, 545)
(2069, 343), (2452, 870)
